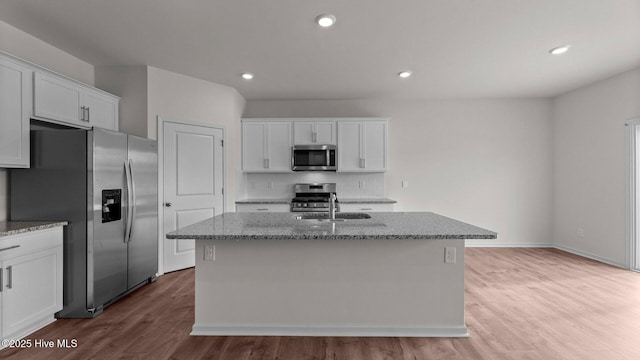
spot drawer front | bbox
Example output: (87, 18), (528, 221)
(339, 203), (394, 212)
(236, 204), (291, 212)
(0, 227), (64, 260)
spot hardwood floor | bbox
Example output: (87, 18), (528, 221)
(2, 248), (640, 359)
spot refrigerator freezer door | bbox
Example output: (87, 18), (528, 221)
(127, 135), (158, 287)
(89, 128), (129, 309)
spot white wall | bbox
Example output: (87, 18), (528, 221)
(95, 66), (148, 137)
(0, 21), (94, 85)
(0, 20), (95, 221)
(243, 173), (385, 199)
(147, 67), (246, 210)
(244, 99), (553, 246)
(552, 68), (640, 267)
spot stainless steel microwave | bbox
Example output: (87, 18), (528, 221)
(292, 144), (337, 171)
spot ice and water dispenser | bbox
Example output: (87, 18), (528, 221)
(101, 189), (122, 223)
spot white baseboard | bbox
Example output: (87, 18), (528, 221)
(552, 244), (627, 269)
(465, 241), (628, 269)
(465, 240), (553, 248)
(191, 323), (469, 338)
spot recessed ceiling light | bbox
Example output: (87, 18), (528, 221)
(398, 71), (412, 78)
(241, 72), (254, 80)
(315, 14), (336, 28)
(549, 45), (571, 55)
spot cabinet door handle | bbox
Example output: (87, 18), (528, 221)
(6, 266), (12, 289)
(0, 268), (3, 292)
(361, 208), (373, 211)
(257, 208), (268, 211)
(312, 132), (317, 143)
(362, 158), (366, 168)
(86, 106), (90, 122)
(0, 245), (20, 252)
(80, 106), (90, 122)
(264, 158), (270, 169)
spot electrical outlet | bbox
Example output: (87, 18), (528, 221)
(359, 180), (366, 189)
(445, 247), (456, 264)
(402, 180), (409, 188)
(204, 245), (215, 261)
(268, 182), (274, 190)
(577, 228), (584, 237)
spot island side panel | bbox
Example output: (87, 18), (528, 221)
(193, 238), (466, 337)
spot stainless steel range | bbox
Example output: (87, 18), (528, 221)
(291, 183), (339, 212)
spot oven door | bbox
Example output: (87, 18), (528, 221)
(292, 145), (336, 171)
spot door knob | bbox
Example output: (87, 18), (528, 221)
(165, 202), (172, 207)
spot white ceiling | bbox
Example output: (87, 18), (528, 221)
(0, 0), (639, 100)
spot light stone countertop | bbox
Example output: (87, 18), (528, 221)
(166, 212), (496, 240)
(339, 198), (396, 204)
(0, 221), (68, 238)
(235, 198), (291, 204)
(235, 198), (397, 204)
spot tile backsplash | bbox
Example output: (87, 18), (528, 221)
(243, 172), (385, 199)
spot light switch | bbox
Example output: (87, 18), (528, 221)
(204, 245), (215, 261)
(445, 247), (456, 264)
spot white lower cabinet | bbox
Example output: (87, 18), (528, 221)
(340, 203), (394, 212)
(236, 204), (290, 212)
(0, 227), (63, 343)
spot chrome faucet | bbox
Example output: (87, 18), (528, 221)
(329, 193), (337, 220)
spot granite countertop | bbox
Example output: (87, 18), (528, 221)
(235, 198), (291, 204)
(0, 221), (68, 238)
(235, 198), (397, 204)
(166, 212), (496, 240)
(339, 198), (397, 204)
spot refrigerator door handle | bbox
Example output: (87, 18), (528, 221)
(128, 159), (137, 242)
(124, 160), (133, 243)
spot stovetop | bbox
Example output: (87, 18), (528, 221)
(291, 183), (339, 212)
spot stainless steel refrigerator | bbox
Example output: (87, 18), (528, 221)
(10, 125), (158, 318)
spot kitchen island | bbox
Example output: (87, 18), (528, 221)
(166, 212), (496, 337)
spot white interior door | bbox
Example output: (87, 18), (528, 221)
(162, 121), (224, 273)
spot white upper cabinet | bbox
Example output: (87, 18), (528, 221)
(33, 72), (82, 125)
(34, 72), (119, 131)
(0, 51), (120, 169)
(0, 56), (30, 168)
(293, 120), (336, 145)
(242, 120), (292, 172)
(242, 118), (388, 173)
(337, 119), (388, 172)
(83, 90), (119, 130)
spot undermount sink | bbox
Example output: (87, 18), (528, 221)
(294, 212), (372, 221)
